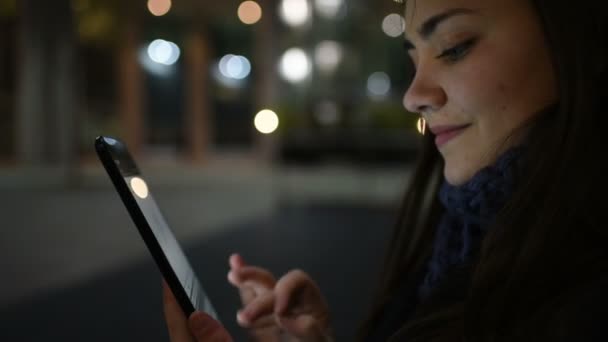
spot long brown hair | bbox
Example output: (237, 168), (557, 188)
(359, 0), (608, 340)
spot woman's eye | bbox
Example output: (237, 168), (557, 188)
(436, 38), (476, 62)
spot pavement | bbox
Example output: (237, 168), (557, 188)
(0, 155), (413, 341)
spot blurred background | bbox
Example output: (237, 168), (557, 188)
(0, 0), (422, 340)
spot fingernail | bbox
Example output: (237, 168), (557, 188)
(236, 310), (248, 325)
(227, 271), (237, 283)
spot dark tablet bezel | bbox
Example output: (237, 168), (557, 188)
(94, 135), (215, 319)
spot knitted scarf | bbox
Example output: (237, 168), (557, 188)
(417, 147), (523, 300)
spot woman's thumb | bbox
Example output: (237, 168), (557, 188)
(188, 312), (233, 342)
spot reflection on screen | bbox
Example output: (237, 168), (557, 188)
(130, 177), (149, 199)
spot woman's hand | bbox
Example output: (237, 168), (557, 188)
(228, 253), (280, 340)
(228, 254), (333, 341)
(163, 280), (233, 342)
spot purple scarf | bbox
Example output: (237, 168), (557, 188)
(417, 147), (523, 300)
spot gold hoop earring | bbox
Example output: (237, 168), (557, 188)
(416, 117), (426, 135)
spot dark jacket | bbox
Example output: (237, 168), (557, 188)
(365, 260), (608, 341)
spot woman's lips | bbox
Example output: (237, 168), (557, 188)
(433, 124), (471, 147)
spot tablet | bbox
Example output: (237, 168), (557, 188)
(95, 135), (218, 319)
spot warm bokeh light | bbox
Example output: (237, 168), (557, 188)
(279, 0), (311, 27)
(130, 177), (149, 199)
(367, 72), (391, 98)
(238, 1), (263, 25)
(279, 48), (311, 83)
(147, 39), (180, 65)
(382, 13), (405, 38)
(254, 109), (280, 134)
(147, 0), (172, 16)
(314, 40), (343, 74)
(417, 118), (426, 135)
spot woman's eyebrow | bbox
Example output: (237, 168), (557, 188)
(403, 8), (479, 50)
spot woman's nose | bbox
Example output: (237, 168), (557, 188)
(402, 70), (446, 114)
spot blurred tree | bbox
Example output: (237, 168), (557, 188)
(16, 0), (81, 175)
(180, 2), (214, 162)
(114, 0), (145, 155)
(0, 1), (16, 160)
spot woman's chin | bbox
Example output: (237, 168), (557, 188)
(443, 164), (475, 186)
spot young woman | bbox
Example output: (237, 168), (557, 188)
(163, 0), (608, 340)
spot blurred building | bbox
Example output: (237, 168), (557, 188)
(0, 0), (421, 172)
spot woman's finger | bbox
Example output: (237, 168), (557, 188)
(228, 265), (276, 305)
(188, 311), (233, 342)
(227, 254), (277, 305)
(162, 280), (195, 342)
(229, 253), (246, 270)
(228, 266), (276, 290)
(237, 290), (275, 328)
(273, 269), (316, 315)
(242, 313), (277, 330)
(272, 271), (332, 339)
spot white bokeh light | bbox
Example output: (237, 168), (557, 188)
(254, 109), (280, 134)
(219, 54), (251, 80)
(139, 46), (174, 77)
(279, 0), (311, 27)
(367, 72), (391, 98)
(279, 48), (312, 83)
(314, 40), (343, 74)
(314, 0), (343, 18)
(147, 39), (180, 65)
(166, 42), (180, 64)
(382, 13), (406, 38)
(148, 40), (171, 63)
(218, 54), (234, 77)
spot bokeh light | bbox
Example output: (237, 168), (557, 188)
(279, 0), (311, 27)
(147, 0), (172, 16)
(219, 54), (251, 80)
(139, 49), (171, 76)
(314, 40), (343, 74)
(279, 48), (312, 83)
(238, 1), (262, 25)
(139, 41), (179, 77)
(382, 13), (405, 38)
(147, 39), (180, 65)
(254, 109), (280, 134)
(367, 72), (391, 98)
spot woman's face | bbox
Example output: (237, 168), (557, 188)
(402, 0), (557, 185)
